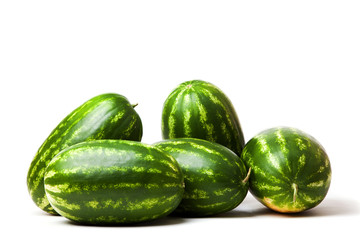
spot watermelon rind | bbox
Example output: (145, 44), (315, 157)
(161, 80), (245, 156)
(44, 140), (184, 225)
(241, 127), (332, 213)
(27, 93), (143, 214)
(154, 138), (249, 217)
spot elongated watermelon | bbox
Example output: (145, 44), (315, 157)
(161, 80), (245, 156)
(154, 138), (250, 217)
(27, 93), (143, 214)
(240, 127), (331, 213)
(44, 140), (184, 225)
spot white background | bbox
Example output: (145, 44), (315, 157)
(1, 0), (359, 239)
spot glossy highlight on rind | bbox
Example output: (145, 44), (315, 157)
(154, 138), (249, 217)
(44, 140), (184, 225)
(27, 93), (143, 214)
(241, 127), (331, 213)
(161, 80), (245, 156)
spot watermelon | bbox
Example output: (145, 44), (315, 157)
(240, 127), (331, 213)
(154, 138), (250, 217)
(27, 93), (143, 214)
(161, 80), (245, 156)
(44, 140), (184, 225)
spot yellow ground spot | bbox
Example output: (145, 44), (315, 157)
(262, 197), (306, 213)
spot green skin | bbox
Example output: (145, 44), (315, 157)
(154, 138), (250, 217)
(44, 140), (184, 225)
(241, 127), (331, 213)
(27, 93), (143, 214)
(162, 80), (245, 156)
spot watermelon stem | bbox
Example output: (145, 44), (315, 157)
(242, 167), (251, 184)
(132, 103), (139, 108)
(292, 183), (298, 202)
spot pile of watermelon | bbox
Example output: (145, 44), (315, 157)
(27, 80), (331, 225)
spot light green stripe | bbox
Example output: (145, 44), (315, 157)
(295, 154), (306, 179)
(213, 187), (233, 196)
(306, 180), (325, 188)
(183, 109), (192, 136)
(186, 142), (229, 164)
(156, 140), (235, 172)
(167, 115), (176, 138)
(252, 165), (283, 184)
(110, 109), (126, 124)
(194, 201), (228, 209)
(29, 168), (46, 196)
(202, 88), (225, 107)
(124, 195), (173, 211)
(254, 183), (282, 192)
(267, 191), (288, 200)
(120, 115), (139, 138)
(197, 100), (216, 141)
(183, 189), (209, 199)
(202, 87), (235, 141)
(295, 137), (307, 151)
(82, 194), (179, 211)
(229, 188), (241, 200)
(220, 121), (232, 144)
(45, 181), (181, 194)
(256, 135), (271, 153)
(199, 168), (215, 176)
(167, 88), (188, 138)
(36, 196), (51, 210)
(255, 135), (289, 181)
(46, 193), (81, 211)
(44, 169), (57, 179)
(52, 207), (83, 222)
(275, 128), (289, 155)
(300, 192), (324, 204)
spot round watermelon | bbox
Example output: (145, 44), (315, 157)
(240, 127), (331, 213)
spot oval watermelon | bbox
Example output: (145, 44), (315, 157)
(27, 93), (143, 214)
(241, 127), (331, 213)
(161, 80), (245, 156)
(44, 140), (184, 225)
(154, 138), (250, 217)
